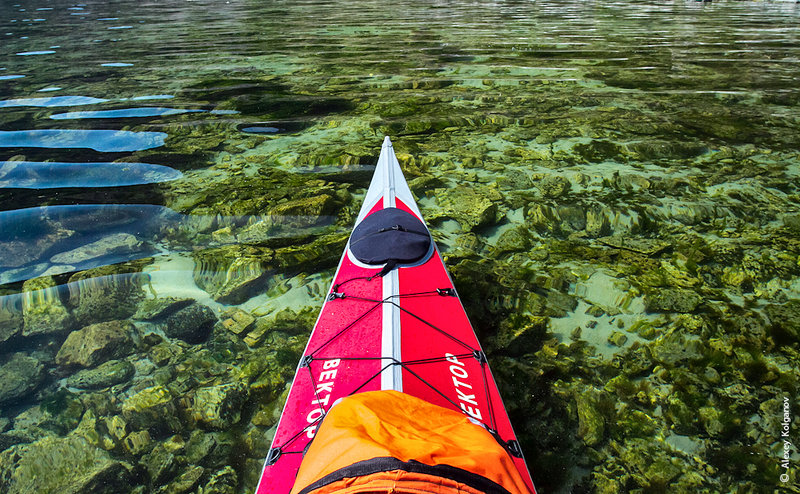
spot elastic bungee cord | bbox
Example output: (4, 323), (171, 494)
(266, 275), (521, 467)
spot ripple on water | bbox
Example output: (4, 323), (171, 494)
(0, 96), (109, 108)
(50, 107), (203, 120)
(0, 161), (182, 189)
(0, 204), (336, 285)
(0, 129), (167, 152)
(15, 50), (56, 56)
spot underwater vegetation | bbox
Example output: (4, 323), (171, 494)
(1, 0), (799, 493)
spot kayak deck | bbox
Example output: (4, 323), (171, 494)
(256, 137), (535, 494)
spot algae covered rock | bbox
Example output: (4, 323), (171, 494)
(489, 315), (548, 356)
(576, 388), (606, 446)
(164, 303), (217, 343)
(0, 352), (45, 405)
(0, 307), (23, 344)
(193, 245), (272, 304)
(626, 140), (706, 160)
(122, 385), (179, 432)
(493, 226), (532, 255)
(644, 288), (703, 313)
(185, 429), (236, 468)
(133, 297), (194, 321)
(66, 359), (135, 389)
(142, 443), (177, 486)
(0, 435), (131, 494)
(537, 175), (571, 198)
(220, 307), (256, 335)
(21, 276), (75, 337)
(188, 382), (247, 430)
(68, 271), (145, 326)
(156, 464), (204, 494)
(202, 466), (238, 494)
(608, 331), (628, 347)
(40, 389), (86, 435)
(267, 194), (336, 227)
(55, 320), (136, 368)
(764, 300), (800, 343)
(436, 184), (499, 230)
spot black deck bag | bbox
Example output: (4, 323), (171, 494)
(349, 207), (431, 275)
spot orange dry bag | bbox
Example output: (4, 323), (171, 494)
(289, 390), (532, 494)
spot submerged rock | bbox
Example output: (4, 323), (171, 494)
(576, 388), (606, 446)
(142, 443), (177, 486)
(157, 465), (204, 494)
(436, 185), (499, 230)
(0, 435), (131, 494)
(40, 389), (85, 435)
(764, 300), (800, 343)
(220, 307), (256, 335)
(267, 194), (336, 225)
(121, 385), (179, 432)
(164, 303), (217, 343)
(184, 430), (235, 468)
(644, 288), (703, 313)
(202, 466), (238, 494)
(493, 227), (532, 255)
(0, 307), (23, 343)
(608, 331), (628, 347)
(49, 232), (147, 265)
(193, 245), (272, 304)
(66, 359), (135, 389)
(0, 224), (75, 269)
(0, 352), (45, 405)
(188, 382), (247, 430)
(21, 276), (75, 337)
(68, 271), (146, 326)
(133, 297), (194, 321)
(123, 429), (153, 456)
(597, 235), (670, 256)
(489, 316), (548, 355)
(537, 175), (571, 198)
(55, 320), (136, 368)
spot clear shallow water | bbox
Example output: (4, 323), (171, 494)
(1, 0), (800, 493)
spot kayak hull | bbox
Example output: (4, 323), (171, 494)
(256, 137), (535, 494)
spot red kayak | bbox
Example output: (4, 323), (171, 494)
(256, 137), (535, 494)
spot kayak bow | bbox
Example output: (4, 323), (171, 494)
(256, 137), (535, 494)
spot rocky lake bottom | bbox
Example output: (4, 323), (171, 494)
(1, 0), (799, 492)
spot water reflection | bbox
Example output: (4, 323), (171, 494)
(15, 50), (56, 56)
(0, 96), (109, 108)
(0, 204), (335, 285)
(50, 107), (203, 120)
(0, 272), (148, 343)
(0, 161), (182, 189)
(0, 129), (167, 152)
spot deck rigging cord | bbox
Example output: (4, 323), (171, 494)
(265, 274), (523, 467)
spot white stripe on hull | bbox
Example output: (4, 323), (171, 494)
(380, 137), (403, 392)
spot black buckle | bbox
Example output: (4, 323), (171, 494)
(328, 291), (345, 301)
(266, 447), (282, 465)
(506, 439), (524, 458)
